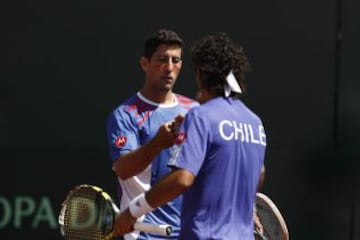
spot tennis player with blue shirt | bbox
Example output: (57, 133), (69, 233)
(107, 29), (199, 240)
(111, 32), (267, 240)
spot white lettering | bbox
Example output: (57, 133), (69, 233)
(219, 120), (233, 140)
(259, 125), (266, 146)
(218, 120), (266, 146)
(243, 123), (249, 142)
(233, 121), (244, 141)
(248, 124), (260, 144)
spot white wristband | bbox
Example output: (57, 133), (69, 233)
(129, 193), (154, 218)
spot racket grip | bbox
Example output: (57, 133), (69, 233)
(134, 222), (173, 236)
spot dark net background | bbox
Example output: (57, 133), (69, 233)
(1, 0), (359, 239)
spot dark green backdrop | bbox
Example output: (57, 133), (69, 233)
(1, 0), (359, 239)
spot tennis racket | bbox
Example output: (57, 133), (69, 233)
(254, 192), (289, 240)
(58, 184), (173, 240)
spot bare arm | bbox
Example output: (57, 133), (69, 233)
(112, 122), (178, 180)
(257, 164), (266, 191)
(111, 168), (195, 237)
(146, 168), (194, 207)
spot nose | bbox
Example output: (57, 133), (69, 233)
(165, 60), (175, 70)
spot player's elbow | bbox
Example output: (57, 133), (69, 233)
(112, 162), (131, 180)
(173, 169), (195, 190)
(117, 171), (131, 180)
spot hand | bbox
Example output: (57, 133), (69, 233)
(253, 210), (264, 238)
(111, 208), (137, 238)
(152, 114), (185, 150)
(154, 121), (179, 149)
(171, 114), (185, 135)
(257, 165), (266, 191)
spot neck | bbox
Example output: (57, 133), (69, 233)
(140, 89), (175, 104)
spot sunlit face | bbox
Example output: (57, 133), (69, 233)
(141, 44), (182, 92)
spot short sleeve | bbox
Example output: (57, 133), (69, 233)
(168, 110), (208, 176)
(106, 110), (140, 162)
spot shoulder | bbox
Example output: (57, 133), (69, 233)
(239, 100), (264, 123)
(174, 93), (200, 108)
(184, 103), (208, 121)
(108, 94), (140, 120)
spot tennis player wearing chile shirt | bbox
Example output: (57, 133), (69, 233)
(168, 96), (266, 239)
(107, 92), (199, 240)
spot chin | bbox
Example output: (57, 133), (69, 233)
(161, 85), (172, 92)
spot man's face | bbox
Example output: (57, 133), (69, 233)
(142, 44), (182, 92)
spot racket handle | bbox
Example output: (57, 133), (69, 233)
(104, 222), (172, 239)
(134, 222), (173, 236)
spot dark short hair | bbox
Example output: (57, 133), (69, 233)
(144, 29), (184, 59)
(190, 32), (251, 96)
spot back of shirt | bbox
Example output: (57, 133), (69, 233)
(169, 97), (266, 240)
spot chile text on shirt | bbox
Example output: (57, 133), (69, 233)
(219, 120), (266, 146)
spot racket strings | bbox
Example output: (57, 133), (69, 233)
(256, 200), (283, 240)
(61, 187), (113, 240)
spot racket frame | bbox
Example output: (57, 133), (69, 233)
(255, 192), (289, 240)
(58, 184), (172, 239)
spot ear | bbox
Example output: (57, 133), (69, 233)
(196, 88), (209, 104)
(140, 56), (149, 71)
(195, 68), (201, 87)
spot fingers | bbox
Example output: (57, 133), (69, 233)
(171, 114), (184, 135)
(111, 209), (137, 238)
(174, 114), (184, 123)
(253, 212), (264, 235)
(170, 121), (179, 136)
(155, 115), (185, 149)
(153, 122), (178, 149)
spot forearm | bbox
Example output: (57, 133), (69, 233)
(128, 169), (194, 219)
(112, 139), (163, 180)
(113, 121), (179, 180)
(146, 170), (191, 208)
(257, 164), (266, 191)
